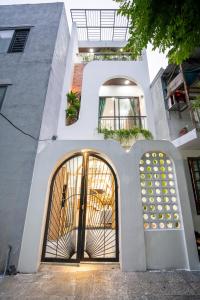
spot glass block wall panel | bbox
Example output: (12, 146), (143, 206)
(139, 152), (181, 230)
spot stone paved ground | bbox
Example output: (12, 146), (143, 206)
(1, 264), (200, 299)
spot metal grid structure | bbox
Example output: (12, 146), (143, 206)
(70, 9), (130, 41)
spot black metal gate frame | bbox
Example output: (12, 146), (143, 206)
(41, 152), (119, 263)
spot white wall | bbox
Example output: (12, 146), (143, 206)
(18, 140), (199, 272)
(57, 51), (155, 139)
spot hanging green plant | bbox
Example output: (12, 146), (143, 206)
(191, 97), (200, 110)
(66, 91), (80, 125)
(99, 128), (153, 144)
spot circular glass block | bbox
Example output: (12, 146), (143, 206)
(146, 159), (151, 164)
(144, 223), (149, 230)
(142, 189), (146, 195)
(159, 153), (164, 157)
(153, 166), (159, 172)
(156, 189), (161, 194)
(149, 197), (155, 203)
(148, 189), (154, 195)
(175, 222), (181, 228)
(152, 153), (157, 157)
(160, 159), (165, 165)
(166, 160), (171, 165)
(164, 205), (170, 211)
(165, 213), (171, 219)
(140, 160), (144, 165)
(147, 166), (152, 172)
(161, 181), (167, 187)
(147, 181), (153, 187)
(145, 153), (150, 158)
(143, 205), (148, 211)
(153, 160), (158, 165)
(140, 174), (145, 179)
(163, 197), (169, 203)
(150, 214), (156, 220)
(162, 189), (168, 194)
(141, 181), (146, 187)
(154, 174), (159, 179)
(158, 213), (164, 220)
(147, 174), (152, 179)
(159, 222), (165, 229)
(169, 181), (174, 186)
(157, 197), (162, 203)
(143, 214), (148, 220)
(155, 181), (160, 187)
(142, 197), (147, 203)
(161, 174), (166, 179)
(167, 222), (173, 229)
(157, 205), (163, 211)
(151, 223), (157, 229)
(160, 166), (165, 172)
(173, 213), (179, 220)
(168, 173), (173, 179)
(170, 188), (175, 194)
(150, 205), (155, 211)
(173, 205), (178, 211)
(140, 166), (144, 171)
(171, 196), (177, 202)
(168, 166), (173, 172)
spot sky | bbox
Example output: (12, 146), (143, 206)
(0, 0), (168, 82)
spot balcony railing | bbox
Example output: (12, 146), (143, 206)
(78, 52), (137, 63)
(98, 116), (147, 131)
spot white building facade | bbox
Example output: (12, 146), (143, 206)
(0, 4), (198, 273)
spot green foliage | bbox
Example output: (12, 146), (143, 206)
(115, 0), (200, 64)
(66, 91), (80, 125)
(99, 128), (153, 144)
(192, 97), (200, 110)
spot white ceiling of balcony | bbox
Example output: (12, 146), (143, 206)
(70, 9), (130, 41)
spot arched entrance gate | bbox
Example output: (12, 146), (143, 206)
(42, 152), (119, 262)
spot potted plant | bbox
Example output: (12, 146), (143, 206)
(99, 128), (153, 147)
(66, 91), (80, 125)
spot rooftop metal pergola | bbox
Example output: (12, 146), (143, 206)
(70, 9), (130, 41)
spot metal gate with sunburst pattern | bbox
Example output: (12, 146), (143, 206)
(42, 152), (119, 262)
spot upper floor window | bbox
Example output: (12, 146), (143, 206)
(0, 28), (30, 54)
(188, 157), (200, 214)
(0, 85), (7, 110)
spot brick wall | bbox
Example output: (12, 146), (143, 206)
(72, 63), (85, 93)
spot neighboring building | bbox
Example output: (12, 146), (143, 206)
(150, 54), (200, 249)
(0, 3), (199, 273)
(0, 3), (69, 271)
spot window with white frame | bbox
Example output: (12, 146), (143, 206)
(139, 151), (181, 230)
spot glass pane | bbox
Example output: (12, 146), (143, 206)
(0, 86), (7, 110)
(0, 30), (14, 53)
(100, 98), (115, 129)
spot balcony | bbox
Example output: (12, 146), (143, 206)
(77, 52), (134, 63)
(98, 116), (147, 131)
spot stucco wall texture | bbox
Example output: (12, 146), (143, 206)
(0, 3), (67, 271)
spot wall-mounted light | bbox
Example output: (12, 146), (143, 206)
(125, 80), (130, 85)
(89, 48), (94, 53)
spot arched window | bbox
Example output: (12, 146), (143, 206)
(139, 152), (181, 230)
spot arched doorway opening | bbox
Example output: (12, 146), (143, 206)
(42, 151), (119, 263)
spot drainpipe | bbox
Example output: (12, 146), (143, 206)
(179, 63), (196, 128)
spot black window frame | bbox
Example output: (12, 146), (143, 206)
(8, 28), (30, 53)
(0, 85), (7, 111)
(188, 157), (200, 214)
